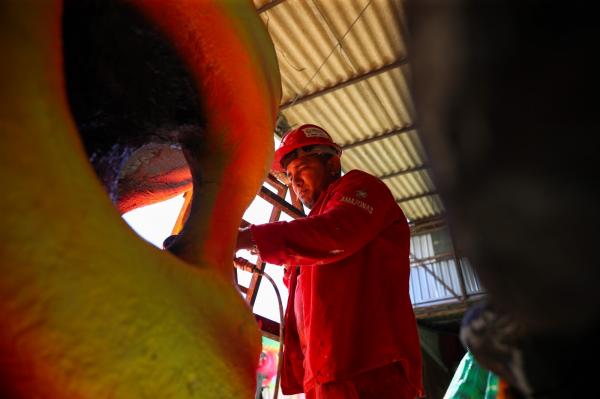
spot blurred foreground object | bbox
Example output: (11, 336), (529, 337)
(407, 0), (599, 397)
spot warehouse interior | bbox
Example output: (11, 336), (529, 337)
(1, 0), (595, 397)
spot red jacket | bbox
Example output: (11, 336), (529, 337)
(251, 170), (423, 395)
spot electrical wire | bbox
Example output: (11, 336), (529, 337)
(234, 257), (285, 399)
(287, 0), (374, 109)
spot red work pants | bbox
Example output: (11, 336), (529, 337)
(304, 362), (418, 399)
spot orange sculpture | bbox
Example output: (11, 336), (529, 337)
(0, 0), (280, 397)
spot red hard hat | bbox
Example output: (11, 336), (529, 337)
(272, 124), (342, 172)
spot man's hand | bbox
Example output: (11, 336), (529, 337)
(235, 227), (256, 253)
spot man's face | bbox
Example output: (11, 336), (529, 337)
(285, 155), (332, 208)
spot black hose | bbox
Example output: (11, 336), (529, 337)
(234, 257), (285, 399)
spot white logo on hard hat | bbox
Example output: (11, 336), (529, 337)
(303, 127), (330, 139)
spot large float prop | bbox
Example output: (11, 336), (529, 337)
(0, 0), (280, 397)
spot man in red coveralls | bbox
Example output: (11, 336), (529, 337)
(236, 124), (424, 399)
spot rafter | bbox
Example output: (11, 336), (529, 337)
(396, 191), (437, 204)
(380, 164), (429, 180)
(280, 58), (409, 110)
(341, 125), (416, 150)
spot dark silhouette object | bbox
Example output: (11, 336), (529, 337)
(407, 1), (600, 397)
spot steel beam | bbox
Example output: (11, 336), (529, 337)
(258, 186), (306, 219)
(409, 215), (448, 235)
(396, 191), (437, 204)
(342, 124), (416, 150)
(280, 58), (409, 110)
(380, 164), (429, 180)
(257, 0), (288, 14)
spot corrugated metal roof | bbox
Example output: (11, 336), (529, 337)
(255, 0), (444, 222)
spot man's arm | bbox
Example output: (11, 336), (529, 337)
(247, 172), (405, 266)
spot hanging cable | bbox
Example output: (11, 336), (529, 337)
(234, 257), (285, 399)
(286, 0), (374, 109)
